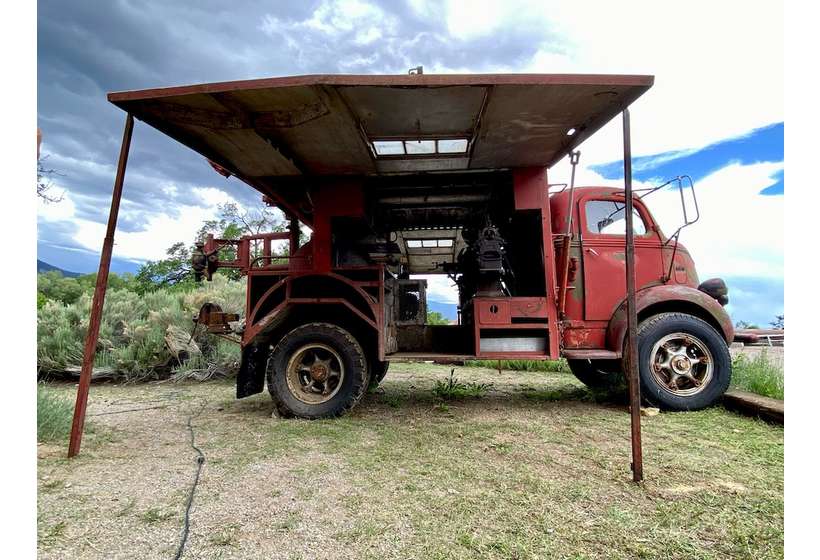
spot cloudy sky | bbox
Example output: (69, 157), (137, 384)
(37, 0), (783, 325)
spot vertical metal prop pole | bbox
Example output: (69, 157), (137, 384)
(289, 217), (299, 258)
(68, 114), (135, 458)
(622, 109), (644, 482)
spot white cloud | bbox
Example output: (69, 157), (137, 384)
(613, 161), (783, 280)
(37, 191), (75, 221)
(262, 0), (397, 44)
(519, 0), (782, 161)
(416, 274), (460, 304)
(38, 186), (239, 262)
(432, 0), (781, 163)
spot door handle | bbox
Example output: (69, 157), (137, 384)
(585, 248), (599, 256)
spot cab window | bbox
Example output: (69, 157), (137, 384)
(584, 200), (647, 235)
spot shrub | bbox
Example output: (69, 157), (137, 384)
(731, 351), (784, 400)
(37, 275), (244, 381)
(37, 384), (74, 442)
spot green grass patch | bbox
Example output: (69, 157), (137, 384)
(140, 507), (174, 524)
(465, 359), (569, 373)
(732, 351), (784, 400)
(37, 384), (74, 442)
(433, 369), (492, 399)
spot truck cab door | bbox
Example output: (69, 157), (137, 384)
(580, 197), (664, 321)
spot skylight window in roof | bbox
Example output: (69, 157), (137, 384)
(372, 140), (405, 155)
(405, 140), (436, 154)
(405, 238), (455, 249)
(438, 139), (469, 153)
(371, 138), (470, 157)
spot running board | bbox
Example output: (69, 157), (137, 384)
(561, 349), (621, 360)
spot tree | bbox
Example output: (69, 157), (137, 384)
(37, 155), (63, 203)
(770, 314), (784, 329)
(734, 320), (760, 330)
(135, 242), (194, 291)
(37, 270), (138, 304)
(426, 311), (450, 325)
(136, 202), (287, 291)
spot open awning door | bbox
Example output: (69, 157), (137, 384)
(108, 73), (653, 221)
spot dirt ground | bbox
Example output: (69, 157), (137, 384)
(38, 363), (783, 559)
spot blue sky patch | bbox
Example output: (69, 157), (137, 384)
(591, 122), (784, 195)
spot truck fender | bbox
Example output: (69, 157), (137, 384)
(245, 273), (379, 344)
(606, 285), (734, 352)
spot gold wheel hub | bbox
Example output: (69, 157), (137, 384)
(310, 364), (329, 382)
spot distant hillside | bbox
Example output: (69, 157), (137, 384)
(37, 259), (81, 278)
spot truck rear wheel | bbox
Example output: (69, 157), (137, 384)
(368, 359), (389, 389)
(567, 359), (624, 391)
(636, 313), (731, 411)
(267, 323), (368, 419)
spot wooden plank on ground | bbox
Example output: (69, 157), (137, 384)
(723, 390), (784, 424)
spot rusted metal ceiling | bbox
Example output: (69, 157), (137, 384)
(109, 73), (653, 182)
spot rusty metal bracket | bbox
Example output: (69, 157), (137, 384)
(557, 150), (581, 317)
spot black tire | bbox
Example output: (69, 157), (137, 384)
(267, 323), (368, 419)
(368, 359), (389, 389)
(636, 312), (731, 411)
(567, 359), (624, 391)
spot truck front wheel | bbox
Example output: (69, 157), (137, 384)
(567, 359), (623, 391)
(267, 323), (369, 418)
(636, 313), (731, 411)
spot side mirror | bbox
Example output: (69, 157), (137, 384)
(597, 217), (614, 231)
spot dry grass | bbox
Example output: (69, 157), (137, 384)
(38, 363), (783, 559)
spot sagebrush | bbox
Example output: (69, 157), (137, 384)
(37, 275), (244, 381)
(37, 384), (74, 442)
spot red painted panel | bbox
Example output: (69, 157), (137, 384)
(513, 167), (546, 209)
(477, 300), (511, 324)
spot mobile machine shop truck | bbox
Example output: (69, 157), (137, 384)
(109, 73), (733, 418)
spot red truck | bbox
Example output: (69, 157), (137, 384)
(108, 73), (733, 418)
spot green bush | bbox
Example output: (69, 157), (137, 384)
(37, 384), (74, 442)
(37, 274), (244, 381)
(731, 351), (784, 400)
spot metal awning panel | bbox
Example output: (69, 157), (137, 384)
(109, 74), (653, 182)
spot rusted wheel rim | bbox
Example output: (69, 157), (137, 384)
(649, 332), (713, 397)
(286, 344), (345, 404)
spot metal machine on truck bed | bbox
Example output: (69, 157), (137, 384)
(102, 73), (732, 420)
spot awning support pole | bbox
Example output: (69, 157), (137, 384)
(67, 113), (135, 458)
(622, 108), (644, 482)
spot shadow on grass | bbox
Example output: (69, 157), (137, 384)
(220, 374), (630, 421)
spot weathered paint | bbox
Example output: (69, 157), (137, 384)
(605, 284), (735, 352)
